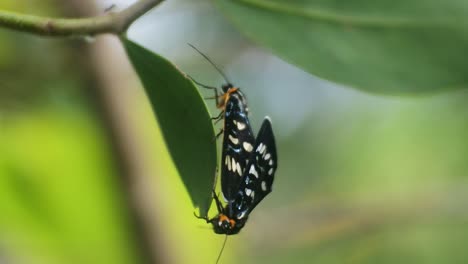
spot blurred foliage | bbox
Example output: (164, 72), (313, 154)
(216, 0), (468, 94)
(0, 1), (81, 109)
(237, 91), (468, 264)
(2, 0), (468, 264)
(0, 2), (141, 263)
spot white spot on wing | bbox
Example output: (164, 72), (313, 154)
(249, 165), (259, 178)
(237, 122), (246, 130)
(251, 190), (255, 198)
(264, 153), (271, 160)
(231, 157), (237, 172)
(269, 159), (273, 166)
(261, 181), (267, 191)
(238, 211), (247, 219)
(243, 142), (253, 152)
(245, 188), (252, 196)
(268, 168), (274, 175)
(256, 143), (264, 153)
(257, 143), (266, 155)
(226, 155), (231, 171)
(229, 134), (239, 144)
(236, 162), (242, 176)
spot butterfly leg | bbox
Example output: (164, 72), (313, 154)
(193, 212), (210, 223)
(187, 74), (220, 104)
(215, 128), (224, 140)
(212, 190), (224, 214)
(211, 110), (224, 121)
(193, 191), (224, 222)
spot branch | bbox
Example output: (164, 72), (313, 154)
(0, 0), (163, 36)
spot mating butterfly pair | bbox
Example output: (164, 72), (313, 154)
(189, 48), (278, 235)
(209, 87), (277, 235)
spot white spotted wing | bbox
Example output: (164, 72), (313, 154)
(228, 117), (277, 219)
(221, 92), (255, 201)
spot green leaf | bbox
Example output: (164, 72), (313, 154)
(215, 0), (468, 94)
(122, 38), (216, 216)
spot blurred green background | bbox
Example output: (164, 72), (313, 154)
(2, 0), (468, 263)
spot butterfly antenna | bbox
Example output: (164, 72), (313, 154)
(188, 43), (232, 85)
(215, 235), (229, 264)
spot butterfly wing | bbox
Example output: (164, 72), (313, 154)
(220, 92), (255, 201)
(228, 117), (277, 220)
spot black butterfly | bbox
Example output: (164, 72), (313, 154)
(188, 44), (277, 235)
(188, 45), (278, 264)
(219, 89), (255, 203)
(198, 116), (277, 235)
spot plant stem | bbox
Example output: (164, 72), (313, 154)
(0, 0), (163, 36)
(62, 0), (173, 262)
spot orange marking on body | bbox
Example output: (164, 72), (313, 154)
(229, 219), (236, 228)
(217, 87), (239, 133)
(219, 214), (229, 222)
(217, 87), (238, 109)
(218, 214), (236, 228)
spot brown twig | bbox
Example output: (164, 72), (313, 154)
(0, 0), (163, 36)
